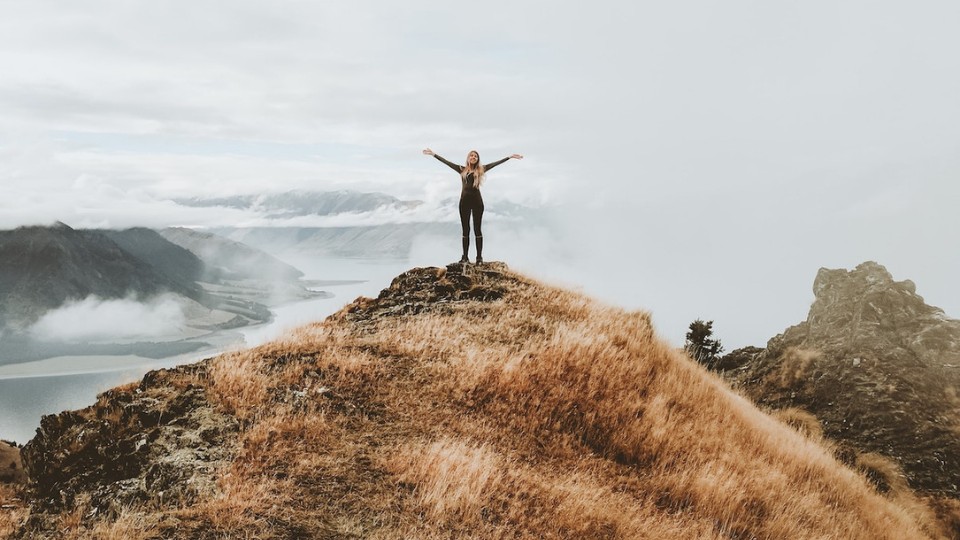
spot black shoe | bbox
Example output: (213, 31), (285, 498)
(459, 255), (469, 263)
(475, 256), (484, 265)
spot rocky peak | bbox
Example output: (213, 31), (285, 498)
(772, 261), (959, 366)
(726, 261), (960, 498)
(812, 261), (897, 296)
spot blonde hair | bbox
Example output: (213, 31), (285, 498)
(462, 150), (486, 188)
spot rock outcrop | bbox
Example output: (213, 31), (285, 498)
(723, 261), (960, 497)
(20, 364), (238, 521)
(338, 261), (513, 321)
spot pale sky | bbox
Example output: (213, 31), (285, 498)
(2, 1), (958, 348)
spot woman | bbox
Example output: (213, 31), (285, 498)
(423, 148), (523, 264)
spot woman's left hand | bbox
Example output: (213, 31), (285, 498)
(510, 153), (524, 159)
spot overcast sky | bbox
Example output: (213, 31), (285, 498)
(2, 1), (958, 348)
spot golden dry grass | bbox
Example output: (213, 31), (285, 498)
(775, 347), (820, 388)
(0, 483), (27, 537)
(19, 265), (957, 538)
(58, 507), (160, 540)
(207, 349), (274, 421)
(11, 491), (157, 540)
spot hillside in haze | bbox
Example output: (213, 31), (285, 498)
(3, 263), (957, 538)
(214, 222), (452, 259)
(158, 227), (303, 282)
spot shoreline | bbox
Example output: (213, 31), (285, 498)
(0, 331), (244, 380)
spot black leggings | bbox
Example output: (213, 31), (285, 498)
(459, 194), (483, 238)
(459, 193), (483, 258)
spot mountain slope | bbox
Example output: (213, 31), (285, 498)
(10, 263), (952, 539)
(0, 223), (199, 327)
(158, 227), (303, 281)
(99, 228), (207, 292)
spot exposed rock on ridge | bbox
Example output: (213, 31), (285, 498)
(724, 261), (960, 498)
(338, 261), (512, 321)
(20, 364), (238, 519)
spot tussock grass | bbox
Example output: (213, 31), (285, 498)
(853, 452), (952, 539)
(772, 407), (825, 441)
(19, 265), (956, 538)
(208, 349), (274, 420)
(0, 483), (26, 537)
(61, 507), (159, 540)
(775, 347), (820, 388)
(386, 437), (723, 539)
(22, 492), (160, 540)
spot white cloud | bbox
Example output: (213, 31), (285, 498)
(2, 0), (959, 345)
(29, 294), (186, 342)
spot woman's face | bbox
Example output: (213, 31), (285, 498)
(467, 151), (479, 165)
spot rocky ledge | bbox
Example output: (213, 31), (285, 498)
(336, 261), (515, 322)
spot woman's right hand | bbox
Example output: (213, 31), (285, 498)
(422, 148), (435, 156)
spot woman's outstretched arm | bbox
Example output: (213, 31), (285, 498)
(423, 148), (462, 173)
(484, 153), (524, 171)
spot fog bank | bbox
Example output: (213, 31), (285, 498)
(29, 294), (186, 342)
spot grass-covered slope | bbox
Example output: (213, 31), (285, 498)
(6, 263), (952, 539)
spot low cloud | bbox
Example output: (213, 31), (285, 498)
(29, 294), (186, 342)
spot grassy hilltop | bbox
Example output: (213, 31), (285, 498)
(3, 263), (955, 539)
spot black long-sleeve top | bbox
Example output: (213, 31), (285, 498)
(434, 154), (510, 194)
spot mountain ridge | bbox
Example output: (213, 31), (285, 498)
(5, 262), (955, 538)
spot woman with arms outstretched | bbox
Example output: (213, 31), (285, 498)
(423, 148), (523, 264)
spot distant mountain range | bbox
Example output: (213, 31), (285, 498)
(173, 189), (538, 221)
(1, 189), (542, 337)
(175, 189), (545, 259)
(158, 227), (303, 281)
(173, 190), (421, 219)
